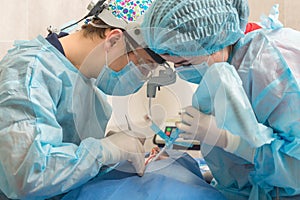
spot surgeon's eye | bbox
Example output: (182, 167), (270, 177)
(174, 61), (192, 68)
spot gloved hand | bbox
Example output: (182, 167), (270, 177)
(99, 131), (146, 176)
(176, 106), (229, 148)
(177, 106), (256, 162)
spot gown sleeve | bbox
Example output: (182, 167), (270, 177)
(0, 40), (110, 199)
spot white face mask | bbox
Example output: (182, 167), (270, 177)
(175, 62), (209, 84)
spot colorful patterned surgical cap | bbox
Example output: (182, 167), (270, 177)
(108, 0), (153, 22)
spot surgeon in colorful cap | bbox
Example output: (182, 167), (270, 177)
(0, 0), (163, 199)
(142, 0), (300, 199)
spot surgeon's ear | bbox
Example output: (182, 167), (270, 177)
(104, 29), (123, 51)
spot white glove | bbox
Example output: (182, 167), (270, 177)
(177, 106), (256, 162)
(99, 131), (145, 176)
(177, 106), (229, 148)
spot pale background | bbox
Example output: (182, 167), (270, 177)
(0, 0), (299, 152)
(1, 0), (300, 59)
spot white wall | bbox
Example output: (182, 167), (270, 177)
(1, 1), (300, 59)
(248, 0), (300, 30)
(0, 0), (91, 59)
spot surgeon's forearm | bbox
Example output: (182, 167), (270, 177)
(1, 134), (103, 199)
(223, 124), (274, 163)
(220, 130), (255, 163)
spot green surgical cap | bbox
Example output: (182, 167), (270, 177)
(141, 0), (249, 56)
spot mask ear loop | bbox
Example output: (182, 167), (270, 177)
(126, 53), (130, 64)
(105, 50), (108, 67)
(222, 48), (225, 62)
(221, 46), (229, 62)
(124, 41), (132, 67)
(206, 55), (211, 66)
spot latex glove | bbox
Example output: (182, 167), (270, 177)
(99, 131), (145, 176)
(177, 106), (228, 148)
(177, 106), (256, 162)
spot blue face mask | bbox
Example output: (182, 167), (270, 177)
(96, 61), (146, 96)
(175, 62), (209, 84)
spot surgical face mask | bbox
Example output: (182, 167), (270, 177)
(175, 62), (209, 84)
(96, 61), (146, 96)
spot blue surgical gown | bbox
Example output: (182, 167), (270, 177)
(192, 28), (300, 200)
(0, 35), (112, 199)
(62, 150), (226, 200)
